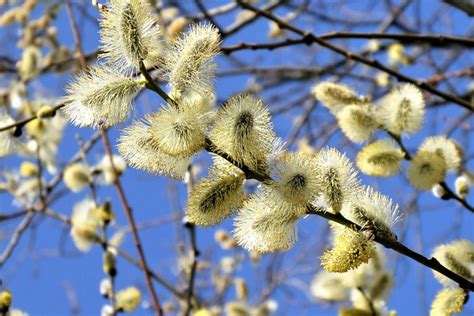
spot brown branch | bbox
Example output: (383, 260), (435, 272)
(306, 206), (474, 291)
(235, 0), (474, 111)
(221, 32), (474, 54)
(99, 127), (163, 316)
(65, 0), (87, 69)
(0, 103), (65, 133)
(183, 166), (199, 316)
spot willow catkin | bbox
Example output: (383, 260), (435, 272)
(316, 147), (361, 214)
(148, 101), (207, 158)
(312, 82), (361, 114)
(337, 103), (378, 143)
(356, 139), (405, 177)
(115, 287), (141, 312)
(63, 163), (90, 192)
(378, 83), (425, 136)
(186, 169), (245, 226)
(62, 64), (145, 127)
(431, 239), (474, 286)
(117, 118), (191, 179)
(233, 187), (300, 253)
(0, 111), (21, 157)
(310, 270), (349, 301)
(273, 152), (320, 214)
(419, 135), (462, 171)
(210, 93), (276, 174)
(70, 199), (101, 252)
(430, 288), (466, 316)
(408, 150), (447, 190)
(164, 23), (220, 96)
(341, 186), (400, 241)
(99, 0), (162, 70)
(321, 223), (375, 273)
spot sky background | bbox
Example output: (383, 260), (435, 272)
(0, 0), (473, 315)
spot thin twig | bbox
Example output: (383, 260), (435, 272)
(235, 0), (474, 111)
(99, 127), (163, 316)
(183, 166), (200, 316)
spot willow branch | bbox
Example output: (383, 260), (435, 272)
(99, 127), (163, 316)
(235, 0), (474, 111)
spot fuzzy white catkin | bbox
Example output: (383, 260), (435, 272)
(378, 83), (425, 136)
(99, 0), (162, 70)
(62, 64), (145, 127)
(117, 118), (191, 179)
(0, 111), (21, 157)
(164, 23), (220, 97)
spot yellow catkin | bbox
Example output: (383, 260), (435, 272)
(337, 103), (378, 143)
(321, 225), (374, 273)
(0, 290), (12, 313)
(186, 171), (245, 226)
(116, 287), (142, 312)
(430, 288), (465, 316)
(312, 82), (361, 114)
(63, 163), (90, 192)
(419, 136), (462, 171)
(431, 240), (474, 286)
(408, 151), (446, 191)
(378, 83), (425, 135)
(356, 140), (405, 177)
(19, 161), (38, 177)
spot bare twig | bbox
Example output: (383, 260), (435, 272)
(99, 127), (163, 316)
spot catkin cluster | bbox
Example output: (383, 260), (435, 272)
(313, 81), (472, 196)
(60, 1), (402, 277)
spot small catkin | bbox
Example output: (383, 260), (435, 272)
(0, 290), (12, 313)
(116, 287), (141, 312)
(316, 148), (361, 214)
(430, 287), (466, 316)
(186, 171), (245, 226)
(378, 83), (425, 136)
(454, 176), (469, 198)
(63, 163), (90, 192)
(118, 118), (191, 179)
(0, 111), (21, 157)
(19, 161), (38, 177)
(310, 270), (348, 301)
(419, 136), (462, 171)
(337, 103), (379, 144)
(356, 139), (405, 177)
(321, 226), (375, 273)
(312, 82), (361, 114)
(408, 150), (447, 191)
